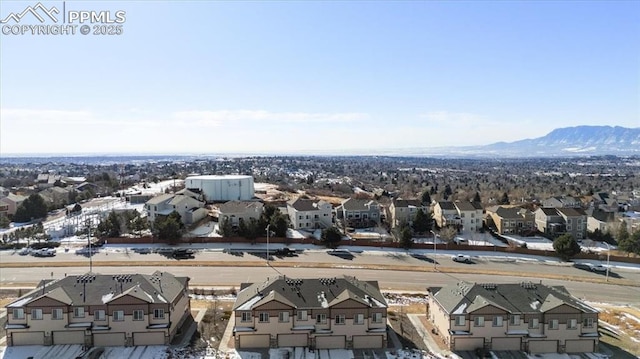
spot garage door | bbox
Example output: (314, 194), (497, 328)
(529, 340), (558, 353)
(278, 334), (308, 347)
(238, 334), (270, 348)
(491, 337), (521, 351)
(454, 337), (484, 351)
(316, 336), (346, 349)
(12, 332), (45, 346)
(565, 339), (594, 353)
(353, 335), (384, 349)
(133, 332), (166, 346)
(93, 332), (126, 347)
(53, 330), (84, 345)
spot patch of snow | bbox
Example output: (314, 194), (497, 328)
(156, 293), (167, 303)
(452, 303), (467, 315)
(317, 291), (329, 308)
(101, 292), (114, 303)
(7, 296), (32, 307)
(236, 294), (263, 311)
(530, 300), (540, 310)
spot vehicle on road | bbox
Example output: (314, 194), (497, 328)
(171, 248), (195, 259)
(18, 248), (31, 256)
(328, 249), (354, 259)
(32, 248), (56, 257)
(590, 264), (608, 272)
(451, 254), (472, 263)
(274, 248), (297, 257)
(573, 262), (608, 273)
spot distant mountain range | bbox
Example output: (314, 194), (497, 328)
(412, 125), (640, 157)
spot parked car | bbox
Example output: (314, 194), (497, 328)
(451, 254), (472, 263)
(171, 248), (195, 259)
(274, 248), (297, 257)
(328, 249), (354, 259)
(32, 248), (56, 257)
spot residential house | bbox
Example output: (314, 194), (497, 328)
(217, 201), (264, 227)
(428, 281), (599, 354)
(38, 187), (70, 207)
(535, 208), (587, 239)
(387, 199), (429, 229)
(145, 193), (207, 225)
(556, 208), (587, 240)
(287, 198), (332, 230)
(486, 206), (535, 235)
(232, 275), (387, 349)
(335, 198), (381, 228)
(586, 209), (616, 234)
(433, 202), (460, 228)
(542, 196), (582, 209)
(5, 271), (191, 347)
(534, 208), (565, 237)
(0, 193), (27, 216)
(454, 201), (484, 233)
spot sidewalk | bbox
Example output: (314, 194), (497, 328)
(407, 314), (461, 359)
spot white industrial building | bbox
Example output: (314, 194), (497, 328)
(185, 175), (255, 202)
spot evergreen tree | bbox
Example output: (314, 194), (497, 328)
(498, 192), (510, 205)
(321, 226), (342, 248)
(400, 226), (413, 249)
(412, 209), (432, 233)
(13, 194), (48, 222)
(420, 190), (431, 205)
(553, 234), (581, 261)
(473, 192), (481, 203)
(154, 211), (183, 244)
(217, 218), (234, 237)
(617, 222), (630, 243)
(618, 229), (640, 255)
(270, 213), (289, 237)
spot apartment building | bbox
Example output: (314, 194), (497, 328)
(428, 281), (598, 354)
(5, 271), (191, 347)
(387, 199), (429, 229)
(287, 198), (333, 230)
(232, 275), (387, 349)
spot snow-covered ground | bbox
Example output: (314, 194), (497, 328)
(189, 222), (221, 237)
(501, 234), (554, 250)
(124, 179), (184, 196)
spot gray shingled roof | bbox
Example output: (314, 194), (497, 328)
(437, 201), (457, 211)
(288, 198), (325, 212)
(392, 199), (423, 208)
(495, 206), (530, 219)
(7, 271), (188, 308)
(233, 275), (387, 311)
(556, 207), (586, 217)
(339, 198), (379, 211)
(430, 281), (597, 316)
(454, 201), (477, 211)
(218, 201), (262, 214)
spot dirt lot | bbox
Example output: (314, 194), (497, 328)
(592, 303), (640, 357)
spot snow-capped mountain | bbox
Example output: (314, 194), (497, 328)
(477, 126), (640, 156)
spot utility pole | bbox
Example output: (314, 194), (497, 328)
(86, 218), (93, 273)
(266, 224), (271, 265)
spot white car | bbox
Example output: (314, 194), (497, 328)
(452, 254), (472, 263)
(590, 264), (607, 272)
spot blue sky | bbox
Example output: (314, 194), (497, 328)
(1, 0), (638, 155)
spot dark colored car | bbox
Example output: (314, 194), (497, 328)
(171, 248), (195, 259)
(274, 248), (297, 257)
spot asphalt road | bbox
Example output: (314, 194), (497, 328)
(1, 249), (638, 305)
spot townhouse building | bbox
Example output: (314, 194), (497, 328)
(5, 271), (191, 347)
(217, 201), (264, 227)
(454, 201), (484, 233)
(433, 201), (460, 229)
(388, 199), (429, 229)
(145, 192), (207, 225)
(287, 198), (332, 230)
(428, 281), (598, 354)
(485, 206), (535, 235)
(232, 275), (387, 350)
(535, 207), (587, 239)
(334, 198), (381, 228)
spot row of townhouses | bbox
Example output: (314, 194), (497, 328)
(4, 273), (599, 355)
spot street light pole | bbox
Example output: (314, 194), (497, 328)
(430, 230), (437, 270)
(266, 224), (271, 266)
(86, 218), (92, 273)
(604, 242), (610, 282)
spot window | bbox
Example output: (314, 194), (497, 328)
(241, 312), (251, 322)
(52, 308), (63, 320)
(113, 310), (124, 321)
(73, 307), (85, 318)
(583, 317), (594, 328)
(12, 308), (24, 319)
(259, 312), (269, 323)
(568, 319), (577, 329)
(316, 314), (327, 324)
(510, 315), (520, 326)
(354, 313), (364, 325)
(153, 309), (164, 319)
(549, 319), (559, 330)
(474, 317), (484, 327)
(31, 309), (43, 320)
(297, 310), (307, 321)
(335, 315), (345, 325)
(94, 310), (106, 321)
(279, 312), (290, 323)
(455, 316), (465, 326)
(372, 313), (383, 323)
(134, 310), (144, 321)
(529, 318), (539, 329)
(493, 316), (503, 327)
